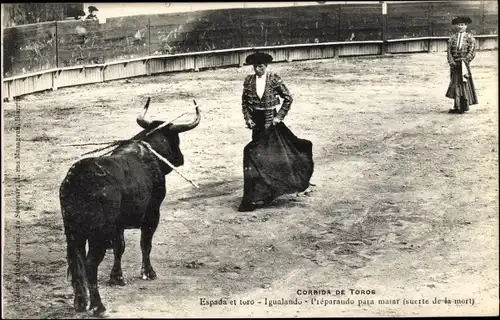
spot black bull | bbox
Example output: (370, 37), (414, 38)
(59, 98), (201, 315)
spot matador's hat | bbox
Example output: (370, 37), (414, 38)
(245, 52), (273, 65)
(88, 6), (99, 13)
(452, 16), (472, 25)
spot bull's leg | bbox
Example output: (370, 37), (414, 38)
(86, 241), (107, 316)
(66, 234), (89, 312)
(108, 229), (126, 286)
(140, 211), (159, 280)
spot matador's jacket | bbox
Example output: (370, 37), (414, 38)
(242, 72), (293, 138)
(445, 31), (478, 109)
(446, 31), (476, 65)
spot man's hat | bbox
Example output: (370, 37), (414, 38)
(88, 6), (99, 12)
(452, 16), (472, 25)
(245, 52), (273, 65)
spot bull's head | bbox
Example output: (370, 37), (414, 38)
(135, 97), (201, 170)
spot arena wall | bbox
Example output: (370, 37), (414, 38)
(2, 1), (498, 99)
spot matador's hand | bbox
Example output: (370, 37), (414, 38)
(246, 119), (255, 129)
(272, 117), (281, 125)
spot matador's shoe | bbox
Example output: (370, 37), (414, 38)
(238, 200), (256, 212)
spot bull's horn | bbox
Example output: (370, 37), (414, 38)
(137, 97), (152, 129)
(169, 106), (201, 133)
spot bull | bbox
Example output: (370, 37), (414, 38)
(59, 97), (201, 316)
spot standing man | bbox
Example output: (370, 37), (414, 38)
(241, 52), (293, 140)
(239, 52), (301, 212)
(445, 16), (478, 114)
(86, 6), (99, 21)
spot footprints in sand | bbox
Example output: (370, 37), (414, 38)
(292, 200), (432, 269)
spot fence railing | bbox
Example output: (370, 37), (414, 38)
(3, 35), (497, 100)
(2, 1), (498, 99)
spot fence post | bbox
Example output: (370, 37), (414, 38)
(52, 70), (58, 91)
(196, 30), (200, 52)
(335, 5), (341, 57)
(146, 17), (151, 76)
(148, 17), (151, 56)
(194, 54), (199, 72)
(55, 21), (59, 68)
(479, 1), (485, 34)
(7, 81), (13, 101)
(428, 2), (434, 38)
(337, 5), (342, 42)
(239, 13), (244, 49)
(238, 13), (245, 67)
(427, 2), (434, 52)
(52, 21), (59, 91)
(287, 10), (293, 62)
(381, 1), (388, 55)
(239, 51), (246, 67)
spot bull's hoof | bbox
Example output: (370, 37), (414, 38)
(141, 269), (157, 280)
(90, 304), (107, 318)
(107, 276), (126, 286)
(74, 296), (89, 312)
(74, 305), (88, 313)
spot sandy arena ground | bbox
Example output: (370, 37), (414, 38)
(2, 50), (499, 318)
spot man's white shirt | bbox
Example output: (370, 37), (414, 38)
(457, 32), (464, 50)
(256, 72), (266, 99)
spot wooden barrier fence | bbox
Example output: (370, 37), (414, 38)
(3, 35), (497, 100)
(2, 1), (498, 99)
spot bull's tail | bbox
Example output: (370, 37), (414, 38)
(66, 231), (89, 311)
